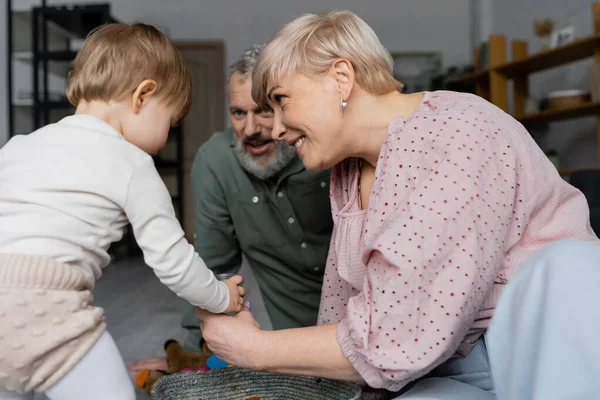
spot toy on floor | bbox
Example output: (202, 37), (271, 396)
(134, 339), (231, 393)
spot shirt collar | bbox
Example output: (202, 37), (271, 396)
(276, 156), (305, 182)
(58, 114), (124, 139)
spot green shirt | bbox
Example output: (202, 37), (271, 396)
(181, 128), (332, 335)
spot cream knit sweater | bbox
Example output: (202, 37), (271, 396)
(0, 254), (105, 392)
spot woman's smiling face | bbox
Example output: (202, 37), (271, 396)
(267, 70), (352, 172)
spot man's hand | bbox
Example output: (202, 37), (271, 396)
(128, 356), (168, 371)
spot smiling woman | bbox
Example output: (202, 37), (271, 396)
(194, 9), (600, 400)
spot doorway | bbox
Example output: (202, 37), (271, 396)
(158, 42), (225, 241)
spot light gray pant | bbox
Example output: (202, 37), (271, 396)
(394, 239), (600, 400)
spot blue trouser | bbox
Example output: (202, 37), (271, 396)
(393, 239), (600, 399)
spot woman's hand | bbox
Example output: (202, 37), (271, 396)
(197, 305), (360, 381)
(194, 304), (264, 369)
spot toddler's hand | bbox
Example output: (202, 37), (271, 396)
(223, 275), (246, 313)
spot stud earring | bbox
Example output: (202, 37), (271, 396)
(341, 96), (348, 114)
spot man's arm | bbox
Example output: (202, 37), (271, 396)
(191, 150), (242, 274)
(181, 149), (243, 348)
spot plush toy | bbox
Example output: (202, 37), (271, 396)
(134, 338), (229, 393)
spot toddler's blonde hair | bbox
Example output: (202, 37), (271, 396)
(66, 23), (191, 122)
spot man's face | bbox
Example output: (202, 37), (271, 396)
(229, 71), (296, 179)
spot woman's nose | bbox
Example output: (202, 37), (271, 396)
(271, 112), (287, 141)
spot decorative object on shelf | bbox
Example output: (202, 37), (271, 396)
(534, 19), (555, 49)
(596, 5), (600, 36)
(549, 25), (576, 49)
(478, 41), (489, 69)
(546, 89), (591, 110)
(390, 52), (442, 94)
(474, 47), (481, 70)
(546, 149), (560, 170)
(525, 97), (541, 114)
(431, 65), (476, 94)
(589, 64), (600, 101)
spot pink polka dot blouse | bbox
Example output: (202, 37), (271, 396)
(318, 91), (598, 391)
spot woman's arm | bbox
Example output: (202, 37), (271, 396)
(194, 308), (361, 381)
(256, 323), (360, 380)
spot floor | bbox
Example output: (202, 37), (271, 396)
(37, 255), (270, 400)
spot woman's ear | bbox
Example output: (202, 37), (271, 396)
(131, 79), (158, 114)
(331, 59), (355, 101)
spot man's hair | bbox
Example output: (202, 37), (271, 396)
(228, 44), (265, 82)
(66, 23), (192, 122)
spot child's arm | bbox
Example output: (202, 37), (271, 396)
(123, 156), (242, 313)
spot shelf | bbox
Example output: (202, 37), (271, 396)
(559, 168), (576, 176)
(13, 51), (33, 61)
(39, 51), (78, 61)
(36, 4), (119, 39)
(13, 10), (76, 42)
(36, 100), (73, 109)
(497, 34), (600, 78)
(451, 69), (490, 84)
(155, 159), (180, 169)
(13, 99), (33, 107)
(518, 101), (600, 127)
(13, 51), (74, 77)
(13, 100), (75, 109)
(453, 34), (600, 82)
(12, 0), (43, 12)
(558, 167), (600, 176)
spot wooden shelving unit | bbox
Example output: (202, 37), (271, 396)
(518, 101), (600, 126)
(496, 34), (600, 78)
(558, 167), (600, 176)
(453, 2), (600, 177)
(452, 68), (490, 84)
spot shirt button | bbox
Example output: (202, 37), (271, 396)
(277, 191), (284, 198)
(288, 217), (295, 224)
(320, 181), (327, 188)
(464, 339), (472, 344)
(301, 242), (308, 249)
(313, 266), (320, 272)
(252, 196), (259, 203)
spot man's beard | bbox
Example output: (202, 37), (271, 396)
(233, 138), (297, 180)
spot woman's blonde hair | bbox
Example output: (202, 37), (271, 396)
(252, 10), (402, 109)
(66, 23), (191, 123)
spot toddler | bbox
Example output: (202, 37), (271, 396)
(0, 23), (245, 400)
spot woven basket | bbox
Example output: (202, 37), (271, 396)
(151, 367), (362, 400)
